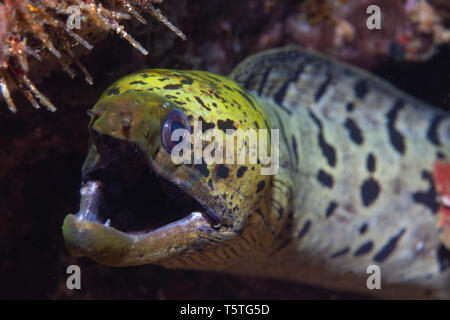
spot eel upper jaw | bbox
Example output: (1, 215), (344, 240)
(62, 133), (224, 265)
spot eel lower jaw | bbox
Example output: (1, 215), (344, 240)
(62, 210), (212, 266)
(62, 180), (219, 265)
(62, 175), (225, 266)
(62, 134), (225, 265)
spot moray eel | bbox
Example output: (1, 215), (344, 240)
(62, 46), (450, 298)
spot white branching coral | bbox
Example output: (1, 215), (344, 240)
(0, 0), (186, 113)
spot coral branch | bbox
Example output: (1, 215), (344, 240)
(0, 0), (185, 113)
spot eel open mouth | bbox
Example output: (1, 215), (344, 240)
(76, 132), (222, 235)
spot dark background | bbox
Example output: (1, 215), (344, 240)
(0, 0), (449, 299)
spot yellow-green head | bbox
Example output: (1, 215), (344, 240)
(62, 69), (274, 267)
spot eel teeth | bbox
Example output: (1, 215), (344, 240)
(77, 180), (103, 223)
(202, 209), (223, 229)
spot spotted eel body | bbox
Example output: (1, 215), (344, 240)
(63, 46), (450, 299)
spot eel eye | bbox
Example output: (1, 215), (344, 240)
(161, 109), (190, 153)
